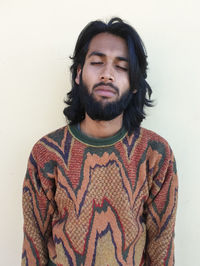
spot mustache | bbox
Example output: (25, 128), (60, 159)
(92, 82), (119, 95)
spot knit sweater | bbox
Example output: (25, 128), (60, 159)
(22, 125), (178, 266)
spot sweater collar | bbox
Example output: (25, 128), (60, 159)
(68, 124), (127, 147)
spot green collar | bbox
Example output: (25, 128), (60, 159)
(68, 124), (127, 147)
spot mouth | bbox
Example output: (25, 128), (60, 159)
(94, 85), (117, 98)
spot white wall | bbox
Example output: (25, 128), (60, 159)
(0, 0), (199, 265)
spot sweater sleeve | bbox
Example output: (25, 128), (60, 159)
(144, 145), (178, 265)
(22, 144), (55, 266)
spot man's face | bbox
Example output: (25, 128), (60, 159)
(75, 32), (130, 105)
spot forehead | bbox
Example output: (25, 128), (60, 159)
(87, 32), (128, 58)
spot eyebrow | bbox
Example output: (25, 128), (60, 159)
(88, 51), (128, 62)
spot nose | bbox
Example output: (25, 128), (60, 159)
(100, 65), (114, 82)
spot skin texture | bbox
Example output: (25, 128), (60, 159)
(75, 33), (131, 138)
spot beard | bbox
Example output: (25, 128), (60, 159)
(79, 77), (133, 121)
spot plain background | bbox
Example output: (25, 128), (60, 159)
(0, 0), (200, 265)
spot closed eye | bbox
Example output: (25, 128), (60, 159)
(90, 62), (103, 65)
(116, 65), (128, 71)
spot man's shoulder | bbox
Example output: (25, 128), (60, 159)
(125, 127), (175, 165)
(129, 127), (173, 154)
(43, 125), (69, 143)
(31, 125), (70, 155)
(140, 127), (169, 145)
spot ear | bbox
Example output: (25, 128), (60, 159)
(133, 89), (137, 94)
(75, 65), (82, 85)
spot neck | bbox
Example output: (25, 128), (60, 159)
(80, 113), (123, 138)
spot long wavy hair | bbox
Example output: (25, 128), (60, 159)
(64, 17), (153, 134)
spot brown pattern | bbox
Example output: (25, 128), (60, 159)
(22, 126), (178, 266)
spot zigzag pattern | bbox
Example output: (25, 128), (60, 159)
(22, 126), (178, 266)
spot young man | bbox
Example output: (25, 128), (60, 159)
(22, 18), (178, 266)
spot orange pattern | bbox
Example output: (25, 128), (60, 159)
(22, 126), (178, 265)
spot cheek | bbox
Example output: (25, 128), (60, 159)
(121, 75), (130, 89)
(125, 74), (130, 88)
(82, 68), (97, 85)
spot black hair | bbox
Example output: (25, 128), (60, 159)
(63, 17), (153, 134)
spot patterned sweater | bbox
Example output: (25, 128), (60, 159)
(22, 125), (178, 266)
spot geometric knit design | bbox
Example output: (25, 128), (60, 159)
(22, 126), (178, 266)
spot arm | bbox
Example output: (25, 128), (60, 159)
(22, 144), (55, 266)
(145, 146), (178, 265)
